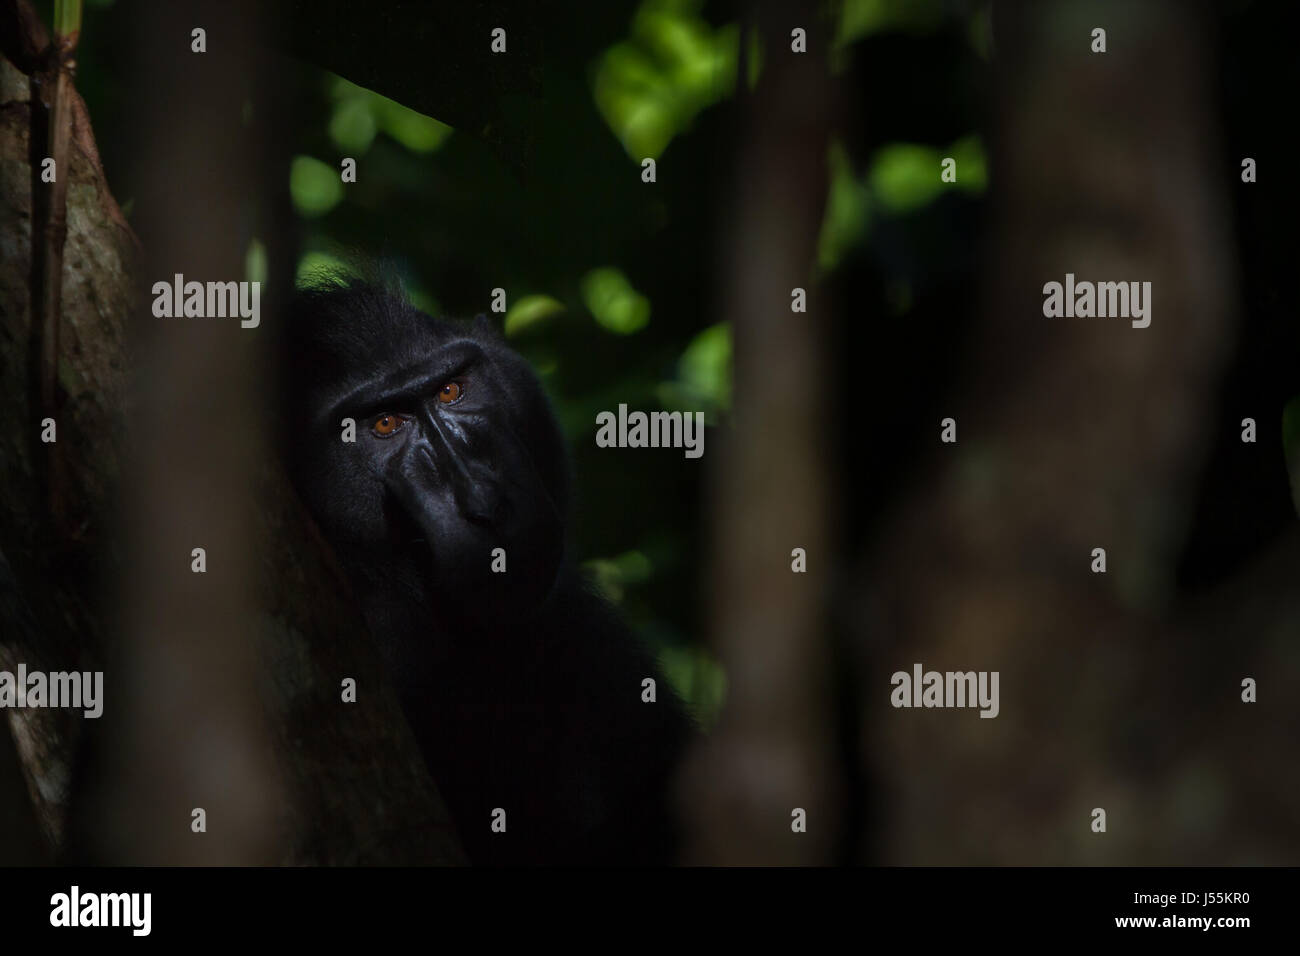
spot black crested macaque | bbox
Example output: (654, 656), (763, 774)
(278, 278), (692, 864)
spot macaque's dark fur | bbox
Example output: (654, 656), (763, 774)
(278, 278), (691, 864)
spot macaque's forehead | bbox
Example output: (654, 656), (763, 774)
(308, 299), (456, 369)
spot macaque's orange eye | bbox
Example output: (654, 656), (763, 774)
(437, 381), (463, 404)
(372, 414), (403, 436)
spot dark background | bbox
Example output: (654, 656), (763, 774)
(2, 0), (1296, 865)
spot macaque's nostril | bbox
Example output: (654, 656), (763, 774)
(461, 488), (498, 527)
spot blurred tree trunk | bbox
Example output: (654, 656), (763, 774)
(0, 0), (463, 864)
(857, 0), (1300, 863)
(679, 4), (840, 865)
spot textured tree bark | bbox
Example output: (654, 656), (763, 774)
(0, 12), (135, 846)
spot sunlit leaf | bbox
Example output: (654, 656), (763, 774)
(505, 294), (567, 337)
(327, 74), (453, 155)
(817, 140), (873, 272)
(679, 322), (730, 408)
(329, 96), (378, 153)
(836, 0), (945, 47)
(594, 46), (677, 159)
(54, 0), (81, 36)
(869, 143), (944, 214)
(657, 321), (730, 420)
(289, 155), (344, 217)
(593, 1), (738, 160)
(947, 134), (988, 193)
(850, 135), (987, 221)
(657, 643), (727, 729)
(376, 98), (453, 153)
(581, 268), (651, 334)
(294, 251), (351, 287)
(585, 550), (654, 604)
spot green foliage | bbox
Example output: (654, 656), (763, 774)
(328, 97), (378, 154)
(45, 0), (1014, 762)
(327, 76), (453, 155)
(818, 140), (873, 273)
(585, 549), (726, 724)
(657, 321), (731, 420)
(54, 0), (82, 36)
(504, 295), (567, 338)
(870, 143), (946, 213)
(585, 550), (653, 604)
(835, 0), (946, 47)
(295, 250), (351, 287)
(289, 155), (344, 217)
(581, 268), (651, 334)
(593, 0), (738, 159)
(657, 643), (727, 729)
(818, 134), (987, 272)
(946, 134), (988, 191)
(832, 0), (949, 72)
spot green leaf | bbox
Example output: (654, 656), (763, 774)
(592, 2), (738, 160)
(328, 97), (378, 154)
(655, 321), (731, 421)
(947, 134), (988, 193)
(835, 0), (945, 49)
(289, 155), (344, 218)
(870, 143), (944, 214)
(817, 140), (872, 272)
(657, 643), (727, 729)
(581, 268), (651, 335)
(295, 251), (351, 287)
(504, 294), (567, 337)
(376, 98), (453, 153)
(327, 75), (453, 155)
(584, 550), (653, 604)
(865, 135), (986, 216)
(678, 322), (730, 408)
(54, 0), (82, 37)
